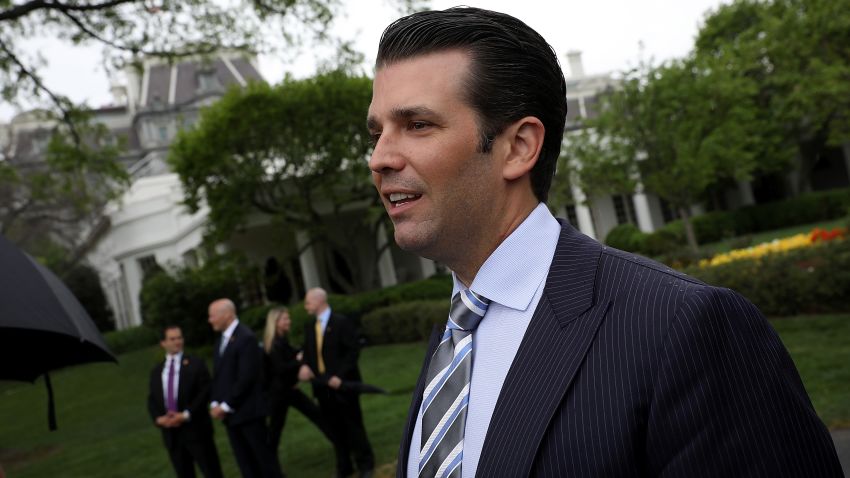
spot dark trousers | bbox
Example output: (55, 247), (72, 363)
(225, 417), (284, 478)
(163, 431), (224, 478)
(316, 387), (374, 477)
(268, 388), (334, 453)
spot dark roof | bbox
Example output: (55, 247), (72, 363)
(144, 56), (263, 108)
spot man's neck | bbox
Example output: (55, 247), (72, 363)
(452, 200), (539, 286)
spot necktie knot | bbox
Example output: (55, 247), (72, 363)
(448, 289), (490, 331)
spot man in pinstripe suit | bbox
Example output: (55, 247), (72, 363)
(366, 7), (842, 478)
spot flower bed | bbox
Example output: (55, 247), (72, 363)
(699, 227), (847, 268)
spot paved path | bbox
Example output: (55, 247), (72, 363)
(833, 428), (850, 476)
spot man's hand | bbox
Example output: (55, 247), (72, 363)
(298, 364), (315, 382)
(167, 411), (186, 427)
(210, 406), (227, 420)
(155, 414), (171, 427)
(328, 376), (342, 390)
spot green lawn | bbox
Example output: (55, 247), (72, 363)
(699, 217), (848, 255)
(771, 314), (850, 429)
(0, 342), (425, 478)
(1, 314), (847, 477)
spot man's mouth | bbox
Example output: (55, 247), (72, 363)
(388, 192), (422, 208)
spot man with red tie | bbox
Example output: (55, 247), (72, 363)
(148, 325), (223, 478)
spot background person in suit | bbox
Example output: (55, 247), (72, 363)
(147, 325), (223, 478)
(262, 306), (333, 454)
(298, 288), (374, 478)
(367, 7), (842, 477)
(208, 298), (283, 478)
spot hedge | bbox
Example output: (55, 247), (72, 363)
(684, 238), (850, 317)
(360, 300), (449, 345)
(103, 326), (159, 355)
(605, 188), (850, 256)
(695, 187), (850, 242)
(282, 275), (452, 341)
(139, 258), (241, 347)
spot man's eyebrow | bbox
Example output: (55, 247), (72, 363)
(366, 105), (439, 130)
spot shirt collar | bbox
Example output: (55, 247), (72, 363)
(318, 307), (332, 324)
(165, 351), (183, 363)
(222, 318), (240, 340)
(456, 203), (561, 312)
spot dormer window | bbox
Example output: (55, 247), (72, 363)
(197, 70), (220, 93)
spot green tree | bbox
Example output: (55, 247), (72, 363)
(552, 127), (637, 233)
(169, 70), (382, 293)
(0, 111), (128, 253)
(593, 56), (771, 251)
(695, 0), (850, 193)
(0, 0), (342, 256)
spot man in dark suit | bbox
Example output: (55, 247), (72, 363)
(367, 7), (842, 477)
(299, 287), (374, 478)
(208, 298), (283, 478)
(148, 325), (223, 478)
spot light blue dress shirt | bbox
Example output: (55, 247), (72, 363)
(317, 307), (331, 335)
(406, 203), (562, 478)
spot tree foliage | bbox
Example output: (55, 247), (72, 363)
(1, 0), (337, 117)
(581, 55), (775, 250)
(551, 127), (636, 224)
(0, 0), (346, 258)
(169, 70), (382, 293)
(694, 0), (850, 192)
(0, 110), (129, 251)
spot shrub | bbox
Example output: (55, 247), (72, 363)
(731, 188), (850, 235)
(139, 258), (241, 346)
(604, 224), (647, 253)
(64, 263), (116, 332)
(685, 238), (850, 316)
(104, 326), (159, 355)
(690, 211), (738, 244)
(284, 275), (453, 347)
(360, 300), (449, 345)
(644, 221), (686, 256)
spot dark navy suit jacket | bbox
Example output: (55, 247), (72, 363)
(398, 222), (842, 477)
(147, 354), (214, 446)
(211, 322), (266, 426)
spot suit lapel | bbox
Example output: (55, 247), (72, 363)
(397, 324), (444, 478)
(476, 222), (609, 477)
(177, 356), (190, 410)
(153, 361), (166, 409)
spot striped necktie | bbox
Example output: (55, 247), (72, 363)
(419, 289), (490, 478)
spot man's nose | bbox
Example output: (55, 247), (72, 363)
(369, 133), (405, 174)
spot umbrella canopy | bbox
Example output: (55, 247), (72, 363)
(0, 233), (116, 382)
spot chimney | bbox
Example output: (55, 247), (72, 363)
(110, 82), (128, 107)
(566, 50), (585, 78)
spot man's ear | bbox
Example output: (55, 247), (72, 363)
(501, 116), (545, 181)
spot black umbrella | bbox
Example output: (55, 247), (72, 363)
(0, 233), (117, 429)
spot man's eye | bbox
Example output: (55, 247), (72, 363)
(410, 121), (429, 130)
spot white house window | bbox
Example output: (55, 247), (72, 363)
(197, 70), (220, 93)
(613, 195), (637, 225)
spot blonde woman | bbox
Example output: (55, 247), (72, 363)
(262, 307), (332, 455)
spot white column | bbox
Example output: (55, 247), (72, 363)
(571, 185), (596, 239)
(632, 192), (655, 233)
(376, 224), (398, 288)
(737, 179), (756, 206)
(296, 230), (322, 290)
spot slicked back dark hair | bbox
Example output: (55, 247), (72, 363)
(160, 324), (181, 341)
(376, 7), (567, 203)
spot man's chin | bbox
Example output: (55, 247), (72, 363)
(393, 228), (438, 258)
